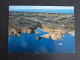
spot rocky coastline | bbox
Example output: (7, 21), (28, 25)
(8, 12), (75, 40)
(36, 28), (68, 40)
(8, 27), (75, 41)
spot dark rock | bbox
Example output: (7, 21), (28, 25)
(11, 32), (14, 35)
(29, 26), (37, 30)
(28, 29), (35, 33)
(36, 36), (41, 40)
(17, 33), (22, 36)
(17, 30), (21, 34)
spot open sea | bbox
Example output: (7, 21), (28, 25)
(9, 9), (74, 14)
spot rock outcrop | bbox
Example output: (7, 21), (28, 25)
(8, 28), (22, 36)
(50, 34), (62, 40)
(21, 28), (35, 33)
(28, 29), (35, 33)
(69, 30), (75, 36)
(36, 36), (42, 40)
(35, 32), (41, 34)
(35, 29), (68, 40)
(41, 34), (62, 40)
(8, 28), (17, 35)
(41, 34), (51, 39)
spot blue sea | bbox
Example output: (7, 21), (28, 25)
(8, 28), (75, 53)
(9, 9), (74, 14)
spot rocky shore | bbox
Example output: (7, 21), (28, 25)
(69, 30), (75, 36)
(8, 27), (40, 36)
(8, 28), (22, 36)
(36, 28), (75, 40)
(8, 12), (74, 40)
(36, 29), (68, 40)
(8, 27), (74, 40)
(36, 34), (62, 40)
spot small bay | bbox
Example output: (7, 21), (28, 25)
(8, 28), (75, 53)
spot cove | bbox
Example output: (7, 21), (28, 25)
(8, 28), (75, 53)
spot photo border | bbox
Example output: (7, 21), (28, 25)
(0, 0), (80, 60)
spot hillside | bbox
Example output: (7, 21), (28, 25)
(8, 11), (75, 36)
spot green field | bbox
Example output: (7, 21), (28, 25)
(8, 11), (74, 32)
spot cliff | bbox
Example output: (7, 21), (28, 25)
(8, 12), (75, 40)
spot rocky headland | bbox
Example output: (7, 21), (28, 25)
(8, 12), (75, 40)
(36, 28), (69, 40)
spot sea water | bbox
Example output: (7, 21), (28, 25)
(9, 9), (74, 14)
(8, 28), (75, 53)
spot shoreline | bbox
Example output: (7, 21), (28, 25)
(8, 28), (75, 40)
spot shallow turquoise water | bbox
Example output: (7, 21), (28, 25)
(8, 28), (75, 53)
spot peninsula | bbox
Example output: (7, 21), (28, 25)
(8, 12), (75, 40)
